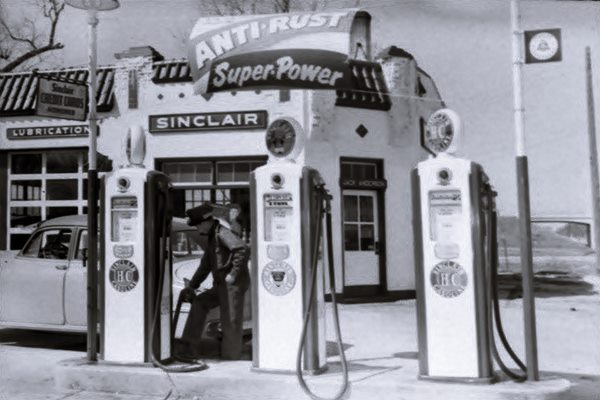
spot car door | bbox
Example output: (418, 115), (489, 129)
(64, 228), (88, 327)
(0, 227), (72, 325)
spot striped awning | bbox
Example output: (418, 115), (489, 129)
(152, 60), (192, 83)
(336, 60), (391, 111)
(0, 68), (115, 117)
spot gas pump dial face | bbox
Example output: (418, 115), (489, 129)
(266, 119), (296, 158)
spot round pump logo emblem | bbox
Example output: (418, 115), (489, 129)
(109, 259), (139, 293)
(430, 260), (468, 298)
(262, 261), (296, 296)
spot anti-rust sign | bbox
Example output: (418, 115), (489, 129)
(35, 77), (87, 121)
(187, 10), (371, 94)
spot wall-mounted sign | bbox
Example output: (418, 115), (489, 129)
(35, 77), (87, 121)
(148, 110), (268, 133)
(525, 29), (562, 64)
(340, 178), (387, 190)
(187, 10), (371, 94)
(7, 125), (93, 140)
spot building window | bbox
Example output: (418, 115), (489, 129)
(159, 158), (267, 242)
(7, 150), (90, 250)
(340, 160), (378, 181)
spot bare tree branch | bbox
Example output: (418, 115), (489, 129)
(0, 0), (65, 72)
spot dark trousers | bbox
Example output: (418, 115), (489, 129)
(182, 283), (246, 359)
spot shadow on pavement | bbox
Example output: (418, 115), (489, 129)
(545, 372), (600, 400)
(497, 271), (598, 299)
(0, 328), (86, 351)
(326, 340), (354, 356)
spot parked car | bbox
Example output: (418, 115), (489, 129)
(0, 215), (251, 338)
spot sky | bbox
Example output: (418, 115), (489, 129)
(4, 0), (600, 220)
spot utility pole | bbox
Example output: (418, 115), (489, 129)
(510, 0), (539, 381)
(585, 47), (600, 266)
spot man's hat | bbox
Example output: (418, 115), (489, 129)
(185, 203), (214, 226)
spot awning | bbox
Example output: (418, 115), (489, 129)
(187, 9), (372, 95)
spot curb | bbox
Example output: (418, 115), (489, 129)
(55, 357), (572, 400)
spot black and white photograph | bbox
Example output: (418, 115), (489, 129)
(0, 0), (598, 399)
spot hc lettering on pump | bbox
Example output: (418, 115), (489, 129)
(109, 259), (139, 293)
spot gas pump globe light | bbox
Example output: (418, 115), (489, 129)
(125, 125), (146, 167)
(424, 108), (463, 155)
(265, 118), (305, 161)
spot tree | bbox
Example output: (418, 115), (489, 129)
(195, 0), (334, 15)
(0, 0), (65, 73)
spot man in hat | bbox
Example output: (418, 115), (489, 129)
(178, 203), (250, 360)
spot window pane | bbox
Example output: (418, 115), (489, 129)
(10, 234), (31, 250)
(173, 231), (189, 257)
(360, 224), (375, 251)
(22, 231), (44, 257)
(10, 207), (41, 227)
(10, 180), (41, 200)
(47, 179), (78, 200)
(39, 229), (71, 260)
(47, 151), (79, 173)
(217, 162), (234, 182)
(344, 224), (359, 251)
(343, 196), (358, 222)
(341, 163), (352, 179)
(11, 154), (41, 174)
(164, 162), (211, 183)
(46, 207), (78, 220)
(234, 162), (250, 182)
(83, 179), (88, 200)
(76, 230), (88, 260)
(360, 196), (374, 222)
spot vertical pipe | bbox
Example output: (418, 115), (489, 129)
(510, 0), (539, 381)
(86, 9), (99, 362)
(585, 47), (600, 266)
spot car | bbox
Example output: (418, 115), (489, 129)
(0, 214), (251, 339)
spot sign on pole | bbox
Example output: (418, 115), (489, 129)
(35, 76), (87, 121)
(524, 28), (562, 64)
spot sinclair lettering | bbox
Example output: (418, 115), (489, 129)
(193, 12), (350, 73)
(149, 111), (268, 133)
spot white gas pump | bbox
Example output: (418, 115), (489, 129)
(251, 117), (349, 399)
(412, 109), (528, 383)
(100, 125), (173, 364)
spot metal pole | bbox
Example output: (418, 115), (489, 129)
(86, 9), (99, 362)
(510, 0), (539, 381)
(585, 47), (600, 268)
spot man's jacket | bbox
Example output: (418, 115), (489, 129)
(189, 223), (250, 289)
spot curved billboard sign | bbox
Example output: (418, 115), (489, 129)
(187, 9), (371, 94)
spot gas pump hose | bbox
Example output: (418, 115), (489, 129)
(149, 192), (208, 373)
(296, 187), (350, 400)
(485, 187), (527, 382)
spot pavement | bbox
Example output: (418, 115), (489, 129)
(1, 275), (599, 400)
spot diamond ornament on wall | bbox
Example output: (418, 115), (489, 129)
(356, 124), (368, 138)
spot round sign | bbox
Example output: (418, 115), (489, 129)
(529, 32), (559, 61)
(430, 260), (468, 298)
(424, 109), (462, 155)
(265, 118), (304, 160)
(261, 261), (296, 296)
(109, 259), (139, 293)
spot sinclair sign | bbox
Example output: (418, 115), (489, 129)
(187, 10), (370, 94)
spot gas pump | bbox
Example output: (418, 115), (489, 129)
(251, 118), (349, 399)
(412, 109), (527, 383)
(100, 125), (173, 364)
